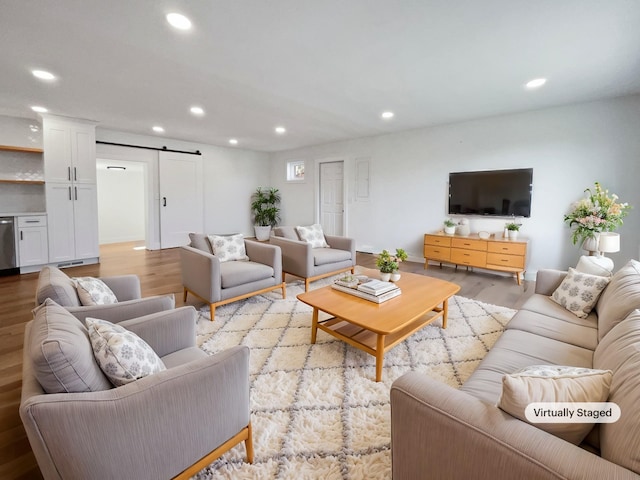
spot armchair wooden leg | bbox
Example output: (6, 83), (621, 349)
(282, 272), (286, 282)
(281, 282), (287, 299)
(245, 422), (254, 463)
(209, 304), (215, 322)
(183, 287), (188, 302)
(305, 279), (310, 292)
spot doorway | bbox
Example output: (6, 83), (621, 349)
(318, 160), (345, 236)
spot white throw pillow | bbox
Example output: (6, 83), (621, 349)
(575, 255), (613, 277)
(86, 317), (166, 386)
(498, 365), (612, 445)
(551, 267), (610, 318)
(73, 277), (118, 306)
(295, 224), (330, 248)
(207, 234), (249, 262)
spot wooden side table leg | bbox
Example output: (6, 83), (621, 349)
(442, 299), (449, 329)
(375, 335), (385, 382)
(311, 308), (319, 344)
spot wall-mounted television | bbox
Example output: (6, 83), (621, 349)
(448, 168), (533, 218)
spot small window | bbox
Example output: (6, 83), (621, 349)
(287, 160), (305, 182)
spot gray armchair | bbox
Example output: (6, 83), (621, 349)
(270, 226), (356, 291)
(180, 233), (286, 321)
(20, 301), (252, 480)
(35, 265), (175, 323)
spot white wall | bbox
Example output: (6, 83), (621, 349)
(269, 95), (640, 279)
(96, 129), (271, 248)
(96, 161), (146, 244)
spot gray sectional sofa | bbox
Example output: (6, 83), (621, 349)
(391, 259), (640, 479)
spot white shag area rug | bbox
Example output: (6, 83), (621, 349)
(193, 277), (516, 480)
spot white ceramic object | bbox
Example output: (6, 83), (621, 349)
(444, 226), (456, 235)
(508, 230), (518, 240)
(380, 272), (391, 282)
(390, 272), (401, 282)
(478, 231), (490, 240)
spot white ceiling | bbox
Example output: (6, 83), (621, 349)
(1, 0), (640, 152)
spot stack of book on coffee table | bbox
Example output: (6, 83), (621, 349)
(331, 276), (401, 303)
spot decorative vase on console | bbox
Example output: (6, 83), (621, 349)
(582, 234), (599, 255)
(456, 218), (470, 236)
(443, 219), (456, 235)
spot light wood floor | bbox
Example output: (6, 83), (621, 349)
(0, 242), (534, 479)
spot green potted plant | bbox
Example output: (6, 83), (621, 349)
(376, 248), (408, 281)
(443, 219), (456, 235)
(250, 187), (281, 240)
(505, 222), (520, 240)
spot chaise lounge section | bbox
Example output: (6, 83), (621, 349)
(391, 259), (640, 479)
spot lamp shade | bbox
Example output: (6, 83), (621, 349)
(598, 232), (620, 253)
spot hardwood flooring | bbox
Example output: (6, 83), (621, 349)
(0, 243), (534, 479)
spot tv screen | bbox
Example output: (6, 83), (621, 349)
(448, 168), (533, 217)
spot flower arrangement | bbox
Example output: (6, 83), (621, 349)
(376, 248), (408, 273)
(563, 182), (631, 245)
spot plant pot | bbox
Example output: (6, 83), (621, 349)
(254, 225), (272, 241)
(508, 230), (518, 240)
(380, 272), (391, 282)
(390, 271), (401, 282)
(444, 226), (456, 235)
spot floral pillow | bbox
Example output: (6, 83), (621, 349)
(73, 277), (118, 306)
(295, 224), (330, 248)
(86, 317), (166, 386)
(551, 267), (610, 318)
(207, 234), (249, 262)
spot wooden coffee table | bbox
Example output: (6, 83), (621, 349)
(297, 267), (460, 382)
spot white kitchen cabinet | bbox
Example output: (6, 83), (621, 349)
(42, 115), (99, 265)
(43, 118), (97, 184)
(17, 215), (48, 267)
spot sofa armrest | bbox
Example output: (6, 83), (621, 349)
(100, 275), (142, 301)
(269, 236), (313, 277)
(20, 345), (250, 480)
(180, 246), (221, 302)
(325, 235), (356, 263)
(535, 269), (568, 295)
(119, 306), (197, 357)
(245, 240), (282, 278)
(66, 294), (175, 323)
(391, 372), (637, 480)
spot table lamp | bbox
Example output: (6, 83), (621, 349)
(596, 232), (620, 271)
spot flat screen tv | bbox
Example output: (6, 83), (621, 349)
(448, 168), (533, 217)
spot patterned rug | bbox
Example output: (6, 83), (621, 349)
(193, 277), (516, 479)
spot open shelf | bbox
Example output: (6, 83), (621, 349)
(0, 179), (45, 185)
(0, 145), (43, 154)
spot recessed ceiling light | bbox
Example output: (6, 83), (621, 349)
(31, 106), (47, 113)
(190, 106), (204, 115)
(32, 70), (56, 81)
(275, 126), (286, 135)
(525, 78), (547, 89)
(381, 111), (395, 119)
(229, 138), (238, 145)
(166, 13), (192, 30)
(152, 126), (165, 133)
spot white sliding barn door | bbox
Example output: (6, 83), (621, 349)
(159, 151), (203, 248)
(319, 161), (344, 236)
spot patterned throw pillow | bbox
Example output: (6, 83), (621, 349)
(207, 234), (249, 262)
(73, 277), (118, 306)
(86, 317), (166, 386)
(295, 224), (330, 248)
(498, 365), (612, 444)
(550, 267), (610, 318)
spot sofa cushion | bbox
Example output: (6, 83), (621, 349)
(189, 232), (213, 253)
(296, 224), (330, 248)
(313, 247), (352, 266)
(460, 329), (595, 405)
(507, 295), (598, 350)
(208, 234), (249, 262)
(551, 267), (609, 319)
(593, 309), (640, 474)
(273, 226), (299, 240)
(498, 365), (612, 445)
(29, 299), (112, 393)
(575, 255), (613, 277)
(35, 265), (81, 307)
(595, 259), (640, 341)
(219, 260), (274, 289)
(86, 317), (166, 386)
(73, 277), (118, 306)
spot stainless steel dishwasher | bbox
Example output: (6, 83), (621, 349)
(0, 217), (17, 275)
